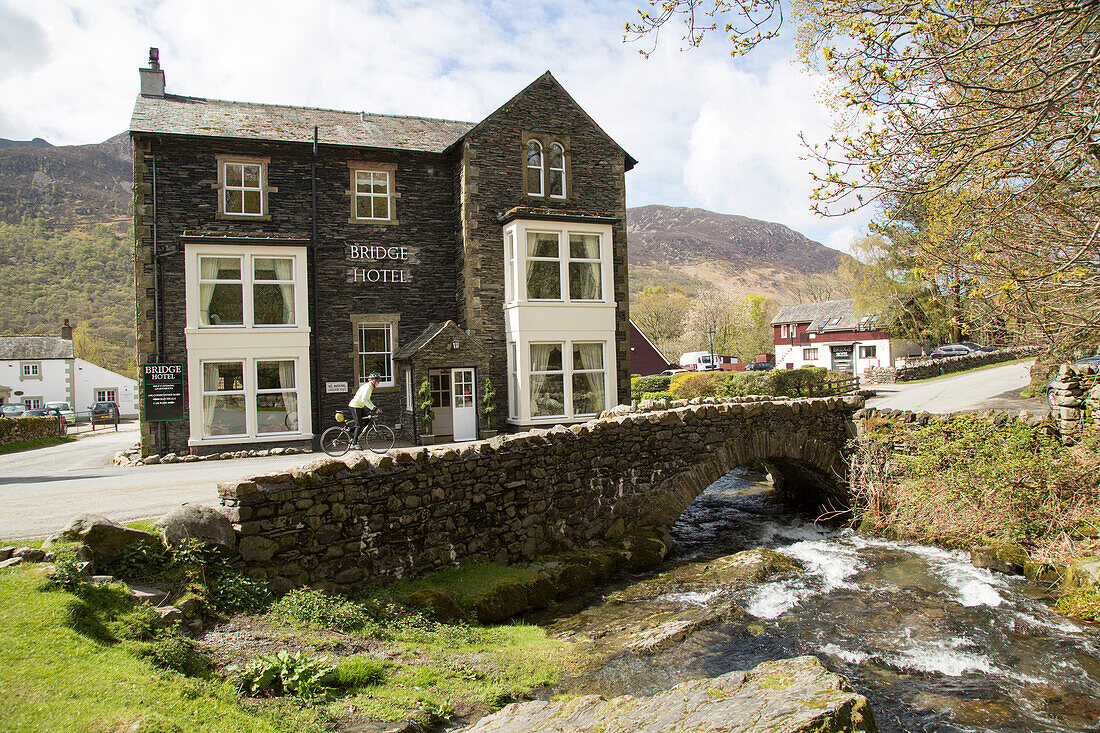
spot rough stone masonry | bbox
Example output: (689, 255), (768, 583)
(218, 394), (862, 592)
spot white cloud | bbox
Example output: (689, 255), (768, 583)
(0, 0), (875, 244)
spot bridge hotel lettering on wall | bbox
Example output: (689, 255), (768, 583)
(348, 245), (411, 283)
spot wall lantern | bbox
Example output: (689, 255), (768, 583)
(451, 339), (461, 350)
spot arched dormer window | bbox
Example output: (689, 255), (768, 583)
(548, 143), (566, 198)
(526, 140), (544, 197)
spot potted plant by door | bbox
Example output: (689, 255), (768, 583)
(481, 377), (498, 438)
(417, 378), (435, 445)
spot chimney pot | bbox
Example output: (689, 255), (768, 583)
(139, 47), (165, 97)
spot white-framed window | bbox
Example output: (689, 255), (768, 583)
(508, 342), (518, 418)
(353, 170), (391, 220)
(548, 143), (566, 198)
(530, 342), (565, 417)
(24, 397), (42, 409)
(858, 314), (878, 330)
(95, 388), (117, 403)
(357, 324), (394, 387)
(255, 360), (298, 434)
(526, 140), (544, 196)
(803, 348), (819, 360)
(221, 161), (264, 217)
(405, 369), (413, 411)
(781, 324), (788, 338)
(571, 342), (605, 415)
(198, 254), (295, 328)
(201, 361), (247, 437)
(505, 232), (516, 302)
(21, 363), (39, 377)
(859, 345), (877, 358)
(526, 232), (561, 300)
(568, 234), (601, 300)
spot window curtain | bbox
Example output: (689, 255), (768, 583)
(574, 343), (605, 413)
(529, 343), (553, 416)
(273, 258), (294, 324)
(278, 361), (297, 430)
(202, 362), (219, 435)
(199, 257), (221, 324)
(569, 262), (601, 300)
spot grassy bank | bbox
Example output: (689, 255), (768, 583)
(0, 435), (76, 455)
(892, 356), (1035, 385)
(852, 413), (1100, 618)
(0, 552), (576, 732)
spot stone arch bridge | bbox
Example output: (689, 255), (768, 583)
(220, 395), (864, 591)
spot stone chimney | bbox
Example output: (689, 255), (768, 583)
(61, 319), (72, 340)
(139, 47), (165, 97)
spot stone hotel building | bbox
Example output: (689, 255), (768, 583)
(130, 50), (634, 456)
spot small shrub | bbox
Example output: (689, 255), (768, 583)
(104, 541), (170, 580)
(333, 656), (387, 688)
(630, 375), (671, 399)
(271, 587), (365, 631)
(208, 571), (272, 615)
(718, 372), (767, 397)
(639, 390), (675, 401)
(147, 629), (210, 676)
(47, 546), (91, 595)
(106, 603), (158, 641)
(234, 650), (336, 698)
(669, 371), (723, 399)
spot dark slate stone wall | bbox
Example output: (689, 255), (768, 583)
(218, 395), (861, 590)
(458, 75), (632, 424)
(134, 134), (460, 455)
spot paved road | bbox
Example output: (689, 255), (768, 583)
(865, 360), (1044, 414)
(0, 427), (318, 541)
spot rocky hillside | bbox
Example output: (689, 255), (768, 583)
(628, 204), (844, 274)
(0, 133), (131, 224)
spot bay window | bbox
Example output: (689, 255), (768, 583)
(198, 254), (295, 327)
(530, 343), (565, 417)
(568, 234), (601, 300)
(253, 257), (295, 325)
(256, 360), (298, 434)
(200, 359), (301, 438)
(202, 361), (246, 437)
(526, 232), (561, 300)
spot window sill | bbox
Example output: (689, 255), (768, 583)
(504, 300), (617, 308)
(215, 213), (272, 222)
(347, 217), (399, 226)
(188, 432), (313, 447)
(185, 326), (310, 335)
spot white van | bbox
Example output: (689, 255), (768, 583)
(679, 351), (720, 371)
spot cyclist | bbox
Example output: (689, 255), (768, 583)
(348, 373), (382, 443)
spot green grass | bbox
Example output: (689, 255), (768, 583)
(378, 561), (538, 610)
(0, 435), (76, 455)
(0, 565), (323, 733)
(894, 356), (1036, 385)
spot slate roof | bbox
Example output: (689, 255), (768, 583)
(394, 322), (455, 360)
(771, 299), (860, 331)
(0, 336), (74, 360)
(130, 94), (476, 153)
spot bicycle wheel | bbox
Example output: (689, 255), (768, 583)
(363, 423), (395, 454)
(320, 426), (353, 457)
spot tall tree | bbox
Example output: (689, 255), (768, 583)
(626, 0), (1100, 348)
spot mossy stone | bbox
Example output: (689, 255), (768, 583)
(474, 582), (530, 624)
(549, 564), (597, 599)
(403, 589), (464, 624)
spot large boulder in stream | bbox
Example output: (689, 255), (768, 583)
(459, 655), (877, 733)
(607, 547), (803, 603)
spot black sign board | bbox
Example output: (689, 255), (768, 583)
(142, 363), (186, 422)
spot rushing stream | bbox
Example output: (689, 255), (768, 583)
(549, 468), (1100, 732)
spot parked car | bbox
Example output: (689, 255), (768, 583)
(1047, 355), (1100, 408)
(44, 401), (77, 425)
(654, 368), (688, 377)
(0, 404), (26, 417)
(23, 408), (65, 422)
(930, 343), (990, 358)
(746, 361), (775, 371)
(89, 401), (120, 421)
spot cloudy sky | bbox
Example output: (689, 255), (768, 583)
(0, 0), (870, 251)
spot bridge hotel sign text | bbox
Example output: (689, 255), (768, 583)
(348, 245), (412, 283)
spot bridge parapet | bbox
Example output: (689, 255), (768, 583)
(219, 395), (864, 592)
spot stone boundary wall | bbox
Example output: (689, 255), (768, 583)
(1046, 363), (1099, 443)
(218, 396), (862, 593)
(862, 345), (1043, 385)
(0, 416), (62, 448)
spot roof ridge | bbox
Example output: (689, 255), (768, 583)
(157, 94), (476, 127)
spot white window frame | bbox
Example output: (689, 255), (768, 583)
(405, 369), (413, 411)
(200, 360), (248, 439)
(529, 342), (566, 419)
(803, 348), (819, 360)
(526, 140), (544, 197)
(859, 345), (877, 358)
(508, 342), (518, 419)
(353, 170), (391, 221)
(570, 342), (605, 416)
(222, 161), (264, 217)
(548, 143), (566, 199)
(357, 323), (394, 388)
(254, 359), (299, 436)
(23, 396), (42, 410)
(95, 388), (117, 403)
(567, 233), (602, 301)
(197, 254), (297, 329)
(22, 363), (39, 377)
(504, 231), (516, 303)
(525, 231), (563, 301)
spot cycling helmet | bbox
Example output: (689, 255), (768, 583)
(368, 372), (381, 381)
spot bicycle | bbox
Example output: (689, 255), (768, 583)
(320, 410), (395, 456)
